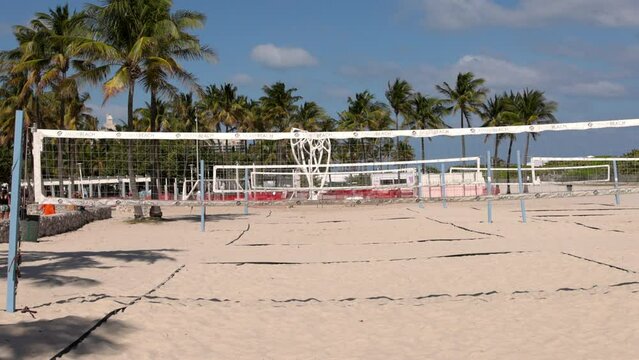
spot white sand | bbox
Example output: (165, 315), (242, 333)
(1, 195), (639, 359)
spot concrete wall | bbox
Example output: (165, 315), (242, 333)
(0, 207), (112, 243)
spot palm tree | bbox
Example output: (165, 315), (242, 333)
(480, 94), (517, 166)
(0, 25), (46, 132)
(171, 92), (198, 131)
(515, 89), (558, 163)
(259, 82), (301, 132)
(12, 5), (106, 196)
(385, 78), (413, 151)
(436, 72), (488, 158)
(338, 91), (392, 162)
(67, 92), (98, 131)
(404, 93), (448, 171)
(292, 101), (331, 132)
(138, 6), (214, 216)
(84, 0), (173, 218)
(339, 91), (391, 132)
(199, 83), (248, 134)
(501, 92), (528, 194)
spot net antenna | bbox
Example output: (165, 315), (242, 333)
(289, 128), (332, 200)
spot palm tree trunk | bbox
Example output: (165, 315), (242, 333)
(506, 136), (514, 194)
(127, 81), (143, 219)
(149, 89), (162, 218)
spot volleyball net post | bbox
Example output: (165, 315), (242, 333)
(612, 160), (621, 206)
(516, 150), (527, 223)
(6, 110), (25, 313)
(200, 159), (205, 232)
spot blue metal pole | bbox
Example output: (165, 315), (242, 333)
(440, 163), (447, 208)
(613, 160), (620, 206)
(486, 151), (493, 224)
(244, 169), (249, 215)
(6, 110), (24, 313)
(417, 167), (424, 208)
(516, 150), (527, 223)
(200, 160), (205, 232)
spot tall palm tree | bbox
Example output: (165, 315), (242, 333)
(338, 91), (392, 162)
(339, 91), (390, 132)
(138, 5), (214, 216)
(84, 0), (173, 217)
(171, 92), (198, 131)
(257, 82), (302, 163)
(515, 89), (558, 163)
(480, 94), (517, 166)
(436, 72), (488, 158)
(198, 85), (224, 134)
(292, 101), (331, 132)
(259, 82), (301, 132)
(1, 24), (46, 131)
(404, 93), (448, 171)
(385, 78), (413, 150)
(12, 5), (106, 196)
(502, 92), (527, 194)
(66, 92), (98, 131)
(199, 83), (248, 134)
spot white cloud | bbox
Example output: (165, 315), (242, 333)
(339, 54), (628, 99)
(250, 43), (318, 69)
(420, 0), (639, 29)
(230, 73), (253, 85)
(559, 81), (626, 97)
(339, 55), (542, 90)
(452, 55), (541, 88)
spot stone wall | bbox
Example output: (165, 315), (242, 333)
(0, 207), (112, 243)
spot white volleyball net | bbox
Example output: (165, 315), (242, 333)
(30, 118), (639, 206)
(449, 158), (639, 196)
(211, 157), (482, 202)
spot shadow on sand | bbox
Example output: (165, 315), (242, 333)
(0, 248), (181, 288)
(0, 315), (132, 359)
(156, 212), (254, 223)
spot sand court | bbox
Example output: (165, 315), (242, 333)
(1, 195), (639, 359)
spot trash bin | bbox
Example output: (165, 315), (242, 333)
(566, 184), (573, 192)
(20, 214), (40, 242)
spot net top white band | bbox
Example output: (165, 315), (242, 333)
(35, 118), (639, 140)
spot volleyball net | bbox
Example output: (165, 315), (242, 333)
(30, 119), (639, 206)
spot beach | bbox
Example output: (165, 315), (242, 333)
(1, 195), (639, 359)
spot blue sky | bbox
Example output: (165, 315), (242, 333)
(1, 0), (638, 157)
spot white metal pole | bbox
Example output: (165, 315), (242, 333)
(77, 163), (84, 198)
(516, 150), (527, 223)
(200, 159), (205, 232)
(196, 117), (200, 179)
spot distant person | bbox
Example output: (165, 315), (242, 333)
(0, 185), (9, 220)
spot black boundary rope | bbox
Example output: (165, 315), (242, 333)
(50, 265), (185, 359)
(561, 252), (636, 274)
(226, 224), (251, 245)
